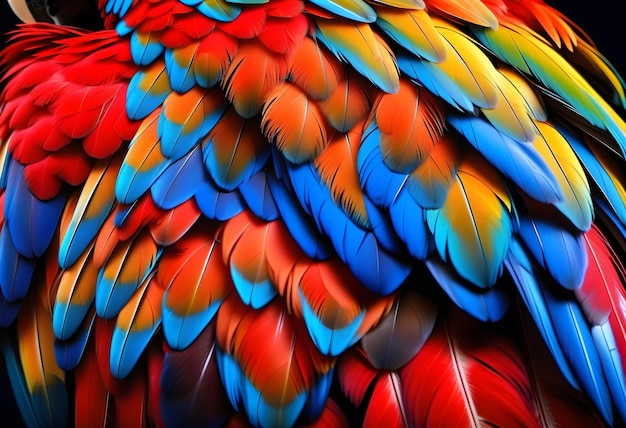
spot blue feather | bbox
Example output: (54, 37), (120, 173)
(357, 125), (406, 208)
(217, 347), (308, 428)
(194, 180), (245, 221)
(565, 126), (626, 227)
(593, 322), (626, 421)
(267, 173), (332, 260)
(0, 226), (36, 302)
(52, 299), (91, 342)
(238, 171), (279, 222)
(363, 197), (404, 255)
(518, 214), (588, 290)
(308, 0), (375, 23)
(287, 161), (411, 294)
(299, 369), (333, 423)
(426, 258), (510, 322)
(164, 48), (198, 94)
(505, 239), (580, 388)
(507, 238), (613, 422)
(389, 189), (432, 260)
(397, 54), (474, 111)
(162, 295), (221, 350)
(5, 163), (65, 258)
(54, 313), (94, 371)
(299, 288), (364, 356)
(116, 154), (172, 206)
(448, 115), (561, 203)
(151, 147), (204, 210)
(126, 70), (171, 121)
(130, 31), (164, 66)
(95, 250), (161, 320)
(158, 96), (225, 161)
(230, 265), (276, 309)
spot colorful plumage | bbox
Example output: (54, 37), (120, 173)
(1, 0), (626, 426)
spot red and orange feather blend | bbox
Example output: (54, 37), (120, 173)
(1, 0), (626, 426)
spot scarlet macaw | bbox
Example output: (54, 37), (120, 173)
(1, 0), (626, 426)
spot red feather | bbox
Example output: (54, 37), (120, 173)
(400, 309), (539, 427)
(576, 225), (626, 369)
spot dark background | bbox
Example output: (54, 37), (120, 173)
(1, 0), (625, 78)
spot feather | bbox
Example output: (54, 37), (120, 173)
(319, 71), (371, 133)
(338, 348), (409, 427)
(222, 211), (276, 308)
(426, 153), (513, 287)
(518, 206), (588, 290)
(448, 115), (560, 204)
(533, 122), (593, 230)
(149, 199), (201, 246)
(506, 239), (614, 423)
(116, 109), (172, 205)
(479, 69), (538, 143)
(307, 0), (376, 23)
(286, 160), (412, 294)
(314, 127), (368, 227)
(17, 289), (68, 428)
(266, 172), (332, 259)
(399, 309), (539, 427)
(566, 130), (626, 227)
(315, 21), (399, 93)
(475, 23), (626, 153)
(53, 246), (98, 341)
(374, 80), (444, 174)
(164, 44), (199, 93)
(262, 82), (328, 163)
(126, 60), (171, 121)
(425, 0), (498, 28)
(160, 323), (233, 427)
(0, 224), (36, 302)
(404, 133), (462, 209)
(388, 189), (432, 259)
(74, 340), (113, 428)
(216, 297), (333, 427)
(158, 226), (232, 350)
(158, 86), (226, 161)
(202, 108), (269, 191)
(192, 31), (238, 89)
(238, 170), (279, 221)
(357, 124), (408, 208)
(59, 156), (121, 269)
(296, 259), (395, 356)
(289, 37), (342, 100)
(53, 310), (95, 371)
(426, 258), (510, 322)
(194, 175), (246, 221)
(4, 159), (66, 259)
(222, 42), (289, 118)
(360, 290), (437, 370)
(110, 274), (163, 378)
(130, 31), (164, 66)
(95, 230), (160, 319)
(375, 8), (447, 63)
(150, 146), (206, 210)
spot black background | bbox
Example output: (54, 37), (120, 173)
(1, 0), (625, 77)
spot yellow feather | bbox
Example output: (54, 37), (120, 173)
(534, 121), (593, 230)
(433, 19), (500, 109)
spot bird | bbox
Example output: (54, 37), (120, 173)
(1, 0), (626, 426)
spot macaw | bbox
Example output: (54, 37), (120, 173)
(1, 0), (626, 426)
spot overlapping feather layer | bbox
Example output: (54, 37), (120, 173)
(1, 0), (626, 426)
